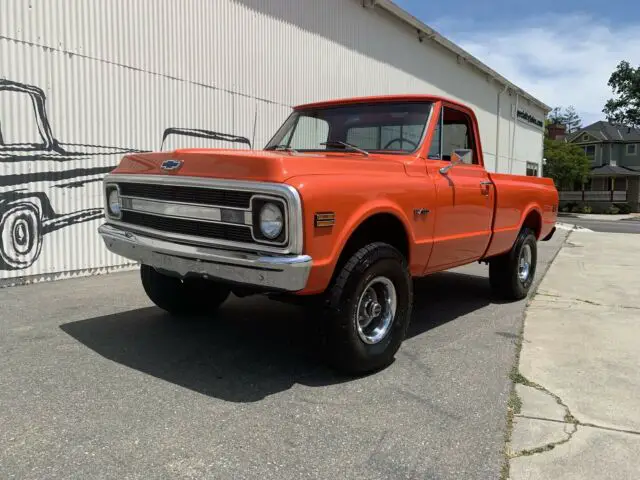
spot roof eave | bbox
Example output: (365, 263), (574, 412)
(365, 0), (552, 113)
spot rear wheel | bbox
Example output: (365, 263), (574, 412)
(322, 242), (413, 375)
(140, 264), (231, 317)
(489, 227), (537, 300)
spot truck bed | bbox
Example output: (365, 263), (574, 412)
(484, 172), (558, 258)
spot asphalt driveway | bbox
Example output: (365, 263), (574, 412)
(558, 214), (640, 234)
(0, 231), (567, 480)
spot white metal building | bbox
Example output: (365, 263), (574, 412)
(0, 0), (550, 285)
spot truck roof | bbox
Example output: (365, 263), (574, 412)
(294, 94), (470, 111)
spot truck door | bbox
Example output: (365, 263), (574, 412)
(424, 104), (495, 273)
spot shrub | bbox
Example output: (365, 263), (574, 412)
(614, 203), (631, 214)
(606, 205), (620, 214)
(581, 205), (593, 214)
(571, 204), (582, 213)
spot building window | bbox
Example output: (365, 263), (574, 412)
(592, 177), (607, 191)
(614, 177), (627, 191)
(626, 144), (637, 156)
(526, 162), (539, 176)
(583, 145), (595, 161)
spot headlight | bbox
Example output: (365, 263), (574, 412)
(107, 188), (121, 217)
(259, 202), (283, 239)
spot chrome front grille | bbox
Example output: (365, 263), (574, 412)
(103, 174), (303, 255)
(120, 211), (254, 243)
(118, 182), (253, 209)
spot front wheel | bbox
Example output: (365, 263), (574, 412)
(322, 242), (413, 375)
(489, 227), (537, 300)
(140, 264), (231, 317)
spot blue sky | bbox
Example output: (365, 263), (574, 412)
(394, 0), (640, 126)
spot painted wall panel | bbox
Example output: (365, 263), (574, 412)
(1, 0), (546, 285)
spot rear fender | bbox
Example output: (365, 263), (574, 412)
(519, 203), (543, 239)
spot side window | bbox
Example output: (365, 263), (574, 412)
(288, 115), (329, 149)
(429, 106), (477, 164)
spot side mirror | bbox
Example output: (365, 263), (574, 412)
(439, 148), (473, 175)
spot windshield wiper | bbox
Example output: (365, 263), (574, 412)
(265, 144), (299, 153)
(320, 141), (369, 156)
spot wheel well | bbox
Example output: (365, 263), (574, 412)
(334, 213), (410, 276)
(522, 210), (542, 238)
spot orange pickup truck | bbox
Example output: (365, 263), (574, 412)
(98, 94), (558, 374)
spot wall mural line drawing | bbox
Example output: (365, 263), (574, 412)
(0, 78), (252, 273)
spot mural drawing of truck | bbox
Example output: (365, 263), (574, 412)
(0, 79), (145, 270)
(0, 78), (252, 272)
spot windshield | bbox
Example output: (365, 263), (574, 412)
(265, 101), (433, 154)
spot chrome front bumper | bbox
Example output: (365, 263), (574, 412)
(98, 224), (312, 292)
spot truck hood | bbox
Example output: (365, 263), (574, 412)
(110, 149), (408, 182)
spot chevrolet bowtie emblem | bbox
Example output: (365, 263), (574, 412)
(160, 159), (183, 171)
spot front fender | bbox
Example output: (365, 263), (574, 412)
(330, 201), (415, 268)
(286, 174), (423, 294)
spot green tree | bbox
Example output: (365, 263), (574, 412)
(603, 60), (640, 128)
(543, 138), (591, 190)
(562, 106), (582, 133)
(545, 105), (582, 133)
(547, 107), (564, 125)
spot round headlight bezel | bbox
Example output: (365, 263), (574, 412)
(259, 202), (284, 240)
(107, 186), (122, 218)
(251, 197), (287, 245)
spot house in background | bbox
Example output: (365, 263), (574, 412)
(560, 121), (640, 212)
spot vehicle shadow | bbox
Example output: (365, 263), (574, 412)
(407, 270), (500, 339)
(60, 271), (503, 403)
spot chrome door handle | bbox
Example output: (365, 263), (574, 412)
(480, 181), (492, 196)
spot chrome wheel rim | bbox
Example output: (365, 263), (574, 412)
(518, 244), (532, 282)
(356, 276), (397, 344)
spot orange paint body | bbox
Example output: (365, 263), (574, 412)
(111, 95), (558, 295)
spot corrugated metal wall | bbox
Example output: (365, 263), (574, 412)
(0, 0), (545, 285)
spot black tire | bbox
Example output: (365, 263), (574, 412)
(140, 264), (231, 317)
(322, 242), (413, 375)
(489, 227), (537, 300)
